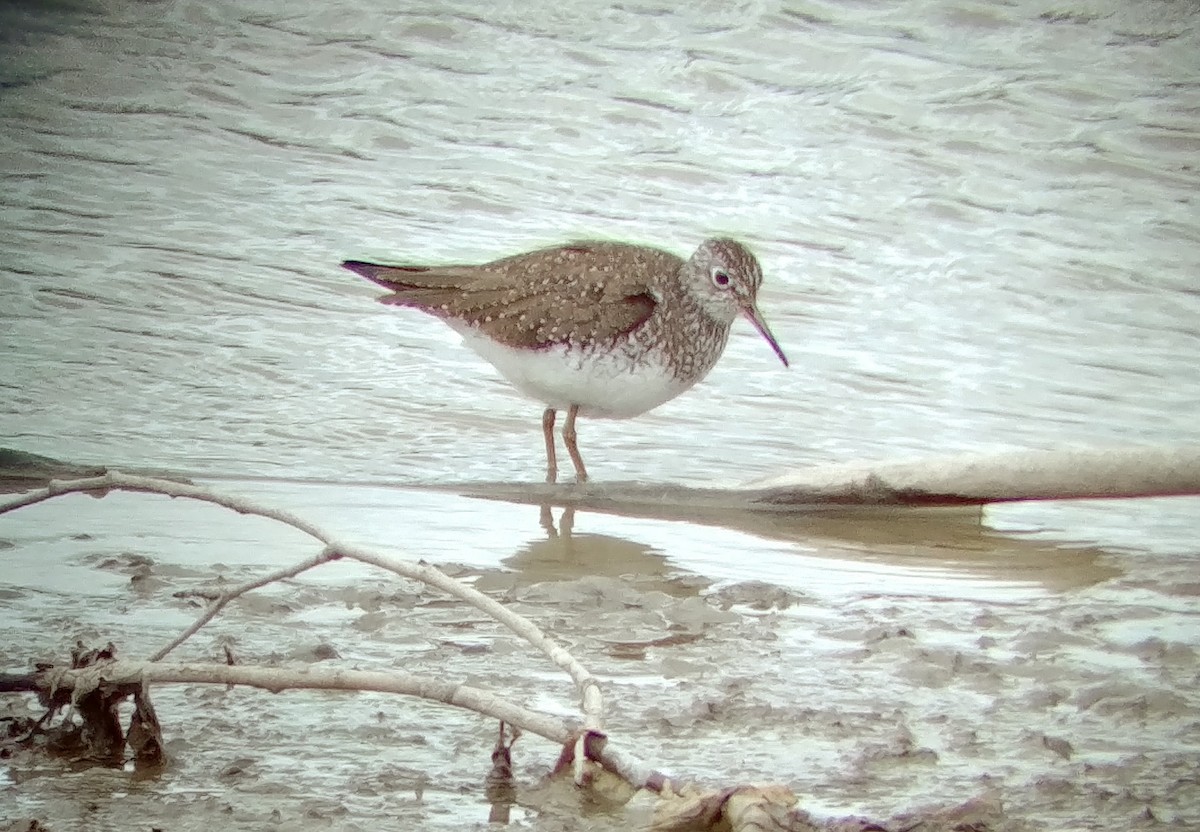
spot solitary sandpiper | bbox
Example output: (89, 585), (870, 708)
(342, 238), (788, 483)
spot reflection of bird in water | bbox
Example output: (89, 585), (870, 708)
(539, 504), (573, 539)
(499, 505), (700, 597)
(457, 483), (1121, 593)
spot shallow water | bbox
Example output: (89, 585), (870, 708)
(1, 0), (1199, 829)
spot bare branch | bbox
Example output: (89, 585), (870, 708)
(21, 655), (674, 793)
(41, 660), (573, 744)
(1, 471), (604, 728)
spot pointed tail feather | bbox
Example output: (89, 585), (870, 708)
(341, 260), (433, 291)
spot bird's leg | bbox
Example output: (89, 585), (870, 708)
(542, 407), (558, 484)
(563, 404), (588, 484)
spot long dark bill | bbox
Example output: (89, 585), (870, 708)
(742, 303), (789, 367)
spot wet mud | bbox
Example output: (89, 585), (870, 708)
(2, 480), (1197, 830)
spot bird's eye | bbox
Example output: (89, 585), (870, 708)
(711, 269), (731, 287)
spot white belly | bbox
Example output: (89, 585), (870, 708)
(456, 329), (697, 419)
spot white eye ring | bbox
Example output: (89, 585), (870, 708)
(711, 268), (731, 287)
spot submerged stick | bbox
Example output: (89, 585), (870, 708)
(449, 444), (1200, 514)
(749, 444), (1200, 506)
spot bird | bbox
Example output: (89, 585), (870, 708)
(342, 237), (788, 483)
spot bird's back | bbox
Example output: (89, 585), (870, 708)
(343, 241), (684, 350)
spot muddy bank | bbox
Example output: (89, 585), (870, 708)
(2, 478), (1198, 829)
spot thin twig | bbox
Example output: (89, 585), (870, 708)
(149, 546), (341, 662)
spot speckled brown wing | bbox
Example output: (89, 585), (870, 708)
(343, 242), (677, 349)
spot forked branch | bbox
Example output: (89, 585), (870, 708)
(0, 472), (603, 727)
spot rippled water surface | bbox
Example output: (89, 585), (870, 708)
(2, 0), (1199, 829)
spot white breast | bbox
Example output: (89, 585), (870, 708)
(455, 328), (698, 419)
